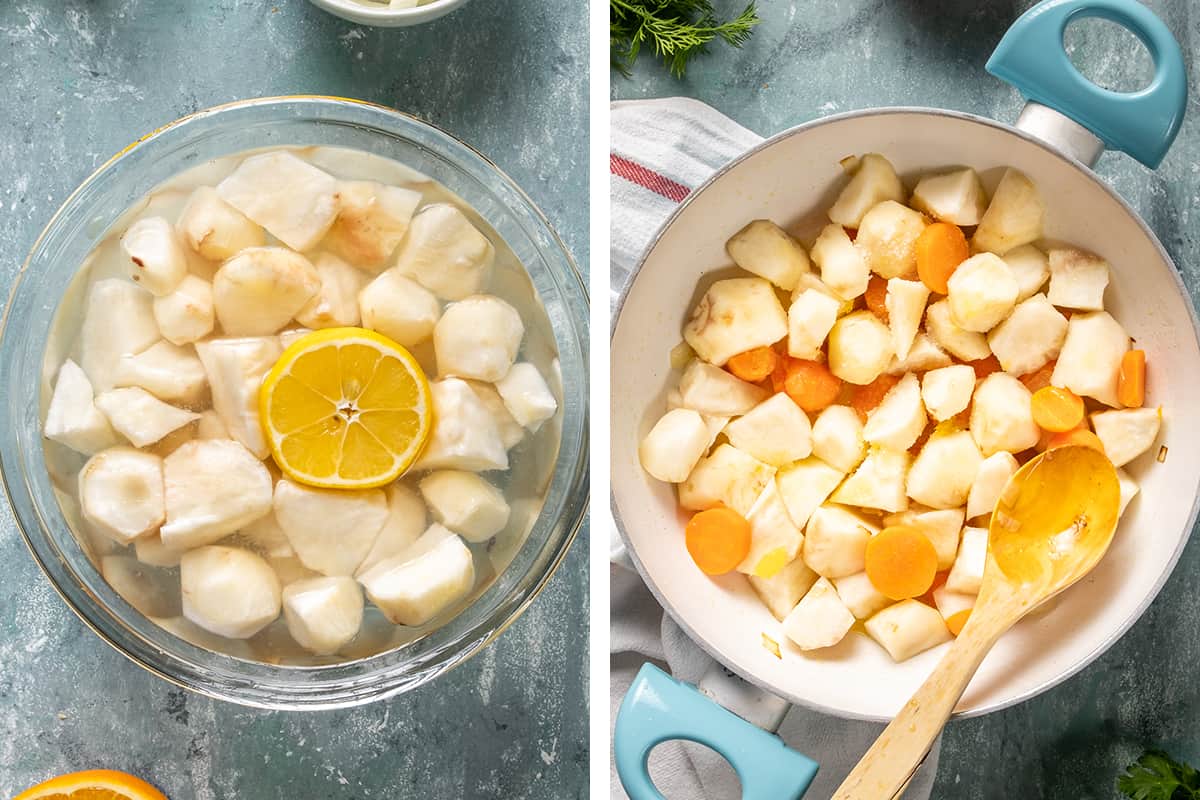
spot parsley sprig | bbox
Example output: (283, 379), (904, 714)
(610, 0), (761, 79)
(1119, 751), (1200, 799)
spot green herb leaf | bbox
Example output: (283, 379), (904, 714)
(1118, 750), (1200, 800)
(610, 0), (761, 79)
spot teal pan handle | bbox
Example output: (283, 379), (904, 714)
(986, 0), (1186, 168)
(614, 663), (819, 800)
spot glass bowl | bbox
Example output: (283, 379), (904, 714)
(0, 96), (589, 710)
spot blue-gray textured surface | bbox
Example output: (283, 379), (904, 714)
(613, 1), (1200, 798)
(0, 2), (588, 798)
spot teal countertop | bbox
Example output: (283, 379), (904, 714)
(612, 1), (1200, 797)
(0, 2), (588, 798)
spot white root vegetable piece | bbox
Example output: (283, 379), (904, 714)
(886, 278), (931, 361)
(216, 150), (340, 252)
(413, 379), (509, 472)
(830, 447), (910, 513)
(907, 430), (983, 509)
(195, 336), (281, 459)
(921, 365), (975, 422)
(986, 294), (1068, 376)
(810, 223), (869, 300)
(114, 341), (208, 404)
(725, 220), (810, 290)
(359, 530), (476, 626)
(828, 153), (905, 227)
(419, 471), (510, 543)
(946, 253), (1019, 333)
(792, 272), (853, 312)
(393, 204), (495, 301)
(639, 408), (711, 483)
(295, 253), (368, 329)
(828, 311), (895, 385)
(282, 576), (365, 655)
(466, 381), (526, 450)
(268, 555), (321, 587)
(972, 168), (1044, 255)
(863, 373), (927, 452)
(1116, 468), (1140, 516)
(434, 295), (524, 382)
(811, 405), (865, 473)
(358, 269), (441, 347)
(678, 443), (776, 516)
(1047, 248), (1110, 311)
(739, 481), (804, 577)
(134, 533), (185, 568)
(101, 556), (180, 619)
(966, 451), (1019, 521)
(933, 585), (976, 621)
(1051, 311), (1129, 408)
(1091, 408), (1162, 467)
(925, 299), (991, 362)
(45, 359), (119, 455)
(748, 557), (819, 621)
(666, 390), (729, 450)
(79, 279), (160, 392)
(495, 362), (557, 430)
(782, 577), (856, 651)
(1003, 244), (1050, 301)
(724, 394), (812, 466)
(910, 168), (988, 226)
(121, 217), (188, 297)
(883, 507), (965, 570)
(678, 359), (769, 415)
(804, 505), (878, 577)
(324, 180), (422, 270)
(946, 526), (988, 594)
(94, 388), (200, 448)
(79, 447), (165, 544)
(176, 186), (265, 262)
(153, 275), (215, 346)
(357, 483), (428, 576)
(238, 512), (295, 559)
(833, 572), (892, 619)
(160, 440), (273, 550)
(865, 599), (952, 662)
(682, 278), (788, 367)
(212, 247), (322, 336)
(970, 373), (1040, 456)
(788, 289), (840, 359)
(855, 200), (929, 279)
(273, 479), (389, 576)
(181, 546), (282, 639)
(886, 333), (952, 376)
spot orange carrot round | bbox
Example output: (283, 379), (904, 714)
(864, 275), (889, 323)
(1020, 360), (1057, 393)
(685, 507), (752, 576)
(1118, 349), (1146, 408)
(784, 359), (842, 412)
(1031, 386), (1085, 433)
(865, 525), (939, 600)
(1045, 428), (1106, 455)
(770, 355), (790, 394)
(945, 609), (971, 636)
(915, 222), (970, 294)
(727, 346), (779, 383)
(850, 374), (900, 422)
(969, 355), (1002, 380)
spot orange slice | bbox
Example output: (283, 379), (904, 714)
(15, 770), (167, 800)
(259, 327), (433, 489)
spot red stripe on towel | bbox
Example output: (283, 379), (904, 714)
(610, 154), (691, 203)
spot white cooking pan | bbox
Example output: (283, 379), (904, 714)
(611, 1), (1195, 797)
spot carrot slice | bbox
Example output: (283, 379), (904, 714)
(915, 222), (970, 294)
(784, 359), (842, 412)
(1118, 349), (1146, 408)
(1031, 386), (1085, 433)
(770, 355), (790, 394)
(1020, 360), (1057, 393)
(850, 374), (900, 422)
(969, 355), (1002, 380)
(865, 525), (939, 600)
(685, 507), (753, 576)
(1045, 427), (1106, 455)
(945, 609), (971, 636)
(727, 346), (779, 383)
(864, 275), (889, 323)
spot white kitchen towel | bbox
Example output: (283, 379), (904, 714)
(609, 97), (940, 800)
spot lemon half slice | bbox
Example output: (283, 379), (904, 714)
(259, 327), (433, 489)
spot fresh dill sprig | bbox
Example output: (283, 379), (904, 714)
(611, 0), (761, 79)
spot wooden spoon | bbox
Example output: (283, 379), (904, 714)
(833, 445), (1121, 800)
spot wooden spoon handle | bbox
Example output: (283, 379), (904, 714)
(832, 605), (1015, 800)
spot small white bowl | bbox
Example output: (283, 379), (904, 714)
(307, 0), (470, 27)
